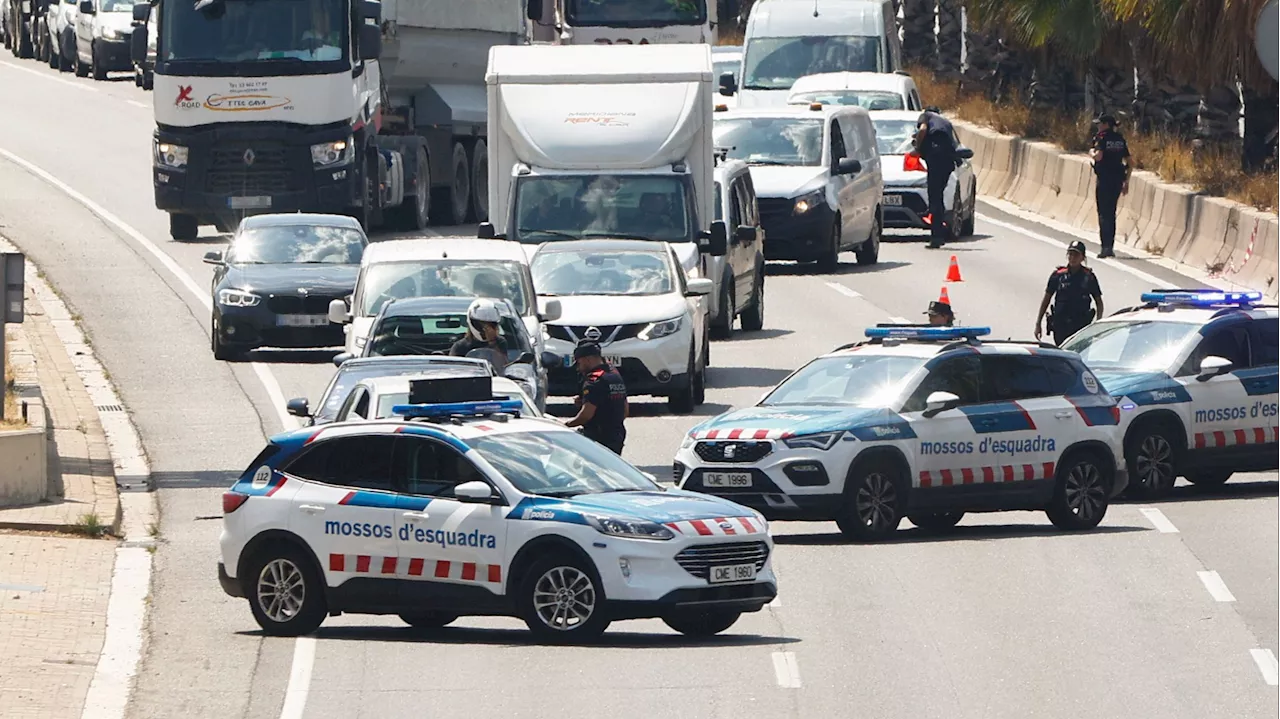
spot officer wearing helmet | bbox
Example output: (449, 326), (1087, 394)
(564, 341), (628, 455)
(450, 298), (509, 358)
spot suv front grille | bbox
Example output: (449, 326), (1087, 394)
(674, 541), (770, 579)
(694, 441), (773, 463)
(267, 295), (339, 315)
(547, 323), (647, 343)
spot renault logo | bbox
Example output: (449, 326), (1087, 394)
(583, 326), (602, 341)
(243, 149), (256, 166)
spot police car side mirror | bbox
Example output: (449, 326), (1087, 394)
(1196, 355), (1233, 381)
(923, 390), (960, 417)
(328, 298), (350, 325)
(537, 298), (562, 323)
(955, 146), (974, 160)
(332, 352), (352, 367)
(286, 398), (311, 417)
(455, 481), (501, 505)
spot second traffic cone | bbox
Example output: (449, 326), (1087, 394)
(938, 286), (950, 304)
(945, 255), (963, 282)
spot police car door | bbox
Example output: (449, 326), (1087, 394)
(391, 435), (509, 605)
(281, 435), (400, 596)
(1175, 320), (1257, 457)
(899, 354), (984, 505)
(977, 354), (1062, 502)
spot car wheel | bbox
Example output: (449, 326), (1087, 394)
(47, 37), (58, 68)
(907, 512), (964, 532)
(817, 218), (840, 272)
(662, 609), (742, 637)
(91, 44), (106, 80)
(170, 212), (199, 241)
(855, 211), (881, 265)
(711, 277), (733, 339)
(517, 553), (610, 643)
(244, 545), (327, 637)
(74, 48), (88, 77)
(1185, 470), (1232, 487)
(1124, 422), (1180, 499)
(1045, 450), (1111, 530)
(739, 265), (765, 332)
(398, 611), (458, 629)
(142, 69), (153, 91)
(835, 457), (903, 541)
(668, 347), (697, 414)
(960, 181), (976, 236)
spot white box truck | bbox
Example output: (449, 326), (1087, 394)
(523, 0), (718, 45)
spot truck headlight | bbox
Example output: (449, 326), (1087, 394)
(311, 138), (353, 168)
(638, 316), (682, 341)
(217, 289), (260, 307)
(793, 190), (825, 214)
(783, 431), (841, 450)
(154, 142), (188, 170)
(585, 514), (674, 541)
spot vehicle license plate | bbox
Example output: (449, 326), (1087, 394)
(709, 563), (757, 584)
(882, 194), (903, 206)
(228, 196), (272, 209)
(564, 354), (623, 367)
(703, 472), (752, 488)
(277, 314), (329, 327)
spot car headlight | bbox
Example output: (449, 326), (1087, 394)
(217, 289), (260, 307)
(680, 433), (695, 449)
(793, 190), (825, 214)
(585, 514), (674, 541)
(638, 316), (682, 341)
(100, 26), (120, 40)
(154, 142), (188, 170)
(311, 138), (354, 168)
(783, 431), (842, 450)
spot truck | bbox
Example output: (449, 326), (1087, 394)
(129, 0), (524, 241)
(523, 0), (717, 45)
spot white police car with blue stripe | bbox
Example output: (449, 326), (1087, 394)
(674, 326), (1128, 540)
(1061, 290), (1279, 498)
(218, 376), (776, 641)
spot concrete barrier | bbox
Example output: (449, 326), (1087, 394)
(0, 397), (48, 508)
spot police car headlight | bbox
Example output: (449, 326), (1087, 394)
(783, 431), (841, 450)
(680, 433), (695, 450)
(217, 288), (260, 307)
(638, 316), (682, 341)
(793, 190), (825, 214)
(310, 137), (354, 168)
(585, 514), (675, 541)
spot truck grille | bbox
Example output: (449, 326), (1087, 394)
(205, 143), (296, 196)
(206, 171), (295, 196)
(266, 295), (339, 315)
(674, 541), (770, 579)
(694, 441), (772, 463)
(210, 145), (290, 171)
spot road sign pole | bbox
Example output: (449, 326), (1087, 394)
(0, 253), (6, 422)
(1, 252), (27, 422)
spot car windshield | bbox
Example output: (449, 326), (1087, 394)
(791, 90), (903, 111)
(742, 35), (882, 90)
(101, 0), (134, 11)
(1060, 320), (1202, 371)
(366, 313), (531, 358)
(714, 117), (824, 166)
(159, 0), (347, 65)
(469, 431), (659, 497)
(315, 361), (488, 422)
(375, 390), (533, 420)
(565, 0), (704, 26)
(359, 261), (529, 316)
(762, 354), (926, 407)
(871, 119), (918, 155)
(533, 249), (674, 297)
(227, 225), (364, 264)
(513, 174), (691, 244)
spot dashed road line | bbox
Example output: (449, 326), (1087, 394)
(1250, 649), (1278, 686)
(825, 281), (861, 298)
(1138, 508), (1179, 533)
(771, 651), (802, 688)
(1196, 570), (1237, 603)
(0, 57), (100, 92)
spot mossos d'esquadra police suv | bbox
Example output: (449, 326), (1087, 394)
(1060, 290), (1279, 499)
(218, 376), (777, 642)
(674, 326), (1129, 541)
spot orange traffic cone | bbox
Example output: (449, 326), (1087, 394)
(945, 255), (963, 282)
(938, 286), (950, 304)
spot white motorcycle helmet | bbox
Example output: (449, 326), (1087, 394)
(466, 297), (502, 340)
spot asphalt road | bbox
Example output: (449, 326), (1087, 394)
(0, 56), (1274, 719)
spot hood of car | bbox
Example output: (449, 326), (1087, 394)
(747, 166), (828, 199)
(1091, 370), (1192, 405)
(880, 156), (929, 187)
(507, 489), (757, 525)
(691, 405), (915, 440)
(543, 293), (687, 326)
(96, 12), (134, 34)
(222, 263), (359, 297)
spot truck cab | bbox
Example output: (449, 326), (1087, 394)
(524, 0), (716, 45)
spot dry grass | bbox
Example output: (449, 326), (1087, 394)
(910, 66), (1279, 212)
(2, 329), (24, 428)
(717, 26), (744, 46)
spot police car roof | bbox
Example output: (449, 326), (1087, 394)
(381, 296), (519, 318)
(284, 414), (565, 446)
(362, 238), (529, 265)
(238, 213), (363, 231)
(1108, 302), (1278, 323)
(869, 109), (928, 123)
(827, 339), (1078, 360)
(357, 373), (527, 396)
(335, 355), (492, 373)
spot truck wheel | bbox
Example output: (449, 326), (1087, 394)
(470, 140), (488, 222)
(446, 141), (470, 226)
(169, 213), (199, 241)
(739, 265), (765, 331)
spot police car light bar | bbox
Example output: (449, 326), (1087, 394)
(864, 326), (992, 340)
(1140, 289), (1263, 306)
(391, 399), (524, 419)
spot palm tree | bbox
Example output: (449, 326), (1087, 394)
(935, 0), (963, 75)
(902, 0), (937, 66)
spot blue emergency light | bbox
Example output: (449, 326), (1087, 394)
(1140, 289), (1263, 306)
(864, 326), (992, 340)
(391, 399), (524, 419)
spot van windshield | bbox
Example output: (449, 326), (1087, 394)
(743, 36), (882, 90)
(565, 0), (705, 27)
(513, 174), (692, 245)
(714, 117), (824, 166)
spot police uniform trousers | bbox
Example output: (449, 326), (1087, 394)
(1096, 174), (1124, 254)
(925, 152), (953, 246)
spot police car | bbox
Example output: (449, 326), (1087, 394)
(674, 326), (1128, 541)
(1060, 290), (1279, 498)
(218, 376), (777, 641)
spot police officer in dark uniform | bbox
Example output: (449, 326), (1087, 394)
(1088, 113), (1131, 258)
(1035, 241), (1105, 346)
(564, 341), (628, 455)
(913, 106), (958, 249)
(924, 300), (955, 326)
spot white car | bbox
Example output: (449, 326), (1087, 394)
(786, 71), (922, 112)
(73, 0), (131, 80)
(328, 238), (562, 358)
(675, 325), (1129, 540)
(531, 240), (713, 412)
(332, 374), (541, 422)
(47, 0), (74, 71)
(714, 103), (883, 270)
(871, 110), (977, 239)
(218, 391), (777, 641)
(709, 158), (766, 337)
(1060, 289), (1279, 498)
(712, 45), (742, 110)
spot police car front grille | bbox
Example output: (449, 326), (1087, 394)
(674, 541), (770, 579)
(694, 441), (773, 463)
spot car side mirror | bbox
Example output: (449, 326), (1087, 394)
(328, 298), (350, 324)
(685, 278), (715, 296)
(130, 24), (148, 63)
(836, 157), (861, 175)
(538, 298), (562, 322)
(285, 398), (311, 417)
(734, 224), (757, 244)
(202, 250), (224, 265)
(455, 481), (501, 504)
(358, 22), (381, 61)
(331, 352), (352, 367)
(699, 221), (728, 256)
(540, 350), (561, 367)
(955, 146), (974, 160)
(718, 72), (737, 97)
(515, 351), (535, 365)
(526, 0), (542, 21)
(79, 1), (94, 13)
(476, 222), (505, 240)
(923, 390), (960, 417)
(1197, 355), (1233, 381)
(132, 2), (149, 21)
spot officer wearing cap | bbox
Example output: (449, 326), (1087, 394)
(913, 105), (959, 249)
(563, 341), (628, 455)
(925, 301), (955, 326)
(1035, 241), (1105, 346)
(1088, 113), (1131, 258)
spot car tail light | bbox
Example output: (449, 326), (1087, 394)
(223, 492), (249, 514)
(1110, 406), (1121, 424)
(904, 152), (926, 172)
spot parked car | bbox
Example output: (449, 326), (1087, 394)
(286, 355), (497, 426)
(870, 110), (976, 239)
(74, 0), (133, 80)
(710, 157), (766, 337)
(786, 71), (922, 111)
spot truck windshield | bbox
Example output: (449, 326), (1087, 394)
(159, 0), (347, 69)
(566, 0), (705, 27)
(743, 36), (882, 90)
(514, 175), (692, 245)
(713, 117), (824, 166)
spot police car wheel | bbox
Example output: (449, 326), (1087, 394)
(1045, 452), (1111, 530)
(907, 512), (964, 532)
(1185, 470), (1232, 487)
(518, 555), (610, 642)
(835, 459), (904, 541)
(398, 611), (458, 629)
(245, 547), (326, 636)
(1125, 424), (1179, 498)
(662, 609), (742, 637)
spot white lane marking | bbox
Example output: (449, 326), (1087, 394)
(977, 214), (1169, 287)
(1196, 570), (1237, 602)
(279, 636), (317, 719)
(825, 281), (861, 298)
(1138, 507), (1179, 533)
(1250, 649), (1278, 686)
(771, 651), (802, 688)
(80, 547), (151, 719)
(0, 58), (100, 92)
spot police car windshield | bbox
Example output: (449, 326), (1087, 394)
(1061, 320), (1201, 371)
(359, 261), (529, 316)
(228, 225), (365, 264)
(468, 431), (658, 497)
(316, 362), (488, 422)
(762, 354), (925, 407)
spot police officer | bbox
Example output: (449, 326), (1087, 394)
(1088, 113), (1131, 258)
(564, 341), (628, 455)
(913, 106), (958, 249)
(1035, 241), (1105, 346)
(924, 300), (955, 326)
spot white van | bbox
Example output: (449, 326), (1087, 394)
(721, 0), (902, 108)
